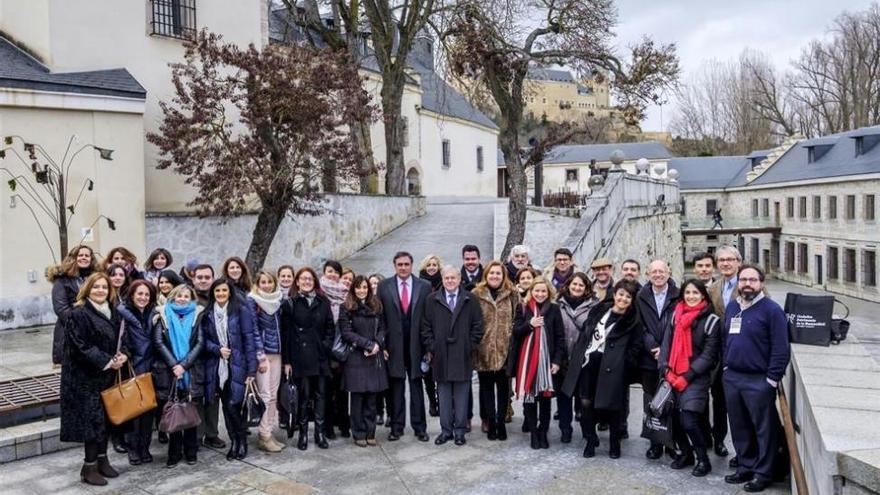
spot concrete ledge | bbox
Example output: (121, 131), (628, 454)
(526, 205), (582, 218)
(0, 418), (76, 464)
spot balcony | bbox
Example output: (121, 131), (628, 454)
(681, 217), (781, 236)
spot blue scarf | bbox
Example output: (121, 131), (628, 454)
(166, 302), (197, 390)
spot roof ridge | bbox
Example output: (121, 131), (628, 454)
(0, 36), (50, 73)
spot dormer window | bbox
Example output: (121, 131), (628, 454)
(806, 143), (833, 163)
(852, 132), (880, 157)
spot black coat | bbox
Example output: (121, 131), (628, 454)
(635, 280), (680, 370)
(60, 303), (122, 443)
(117, 303), (156, 375)
(279, 294), (335, 378)
(339, 303), (388, 393)
(152, 306), (207, 400)
(51, 274), (86, 364)
(658, 305), (722, 412)
(202, 303), (258, 405)
(460, 265), (484, 292)
(561, 301), (644, 411)
(378, 276), (431, 379)
(422, 289), (484, 383)
(506, 302), (567, 378)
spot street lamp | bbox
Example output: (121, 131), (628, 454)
(2, 135), (115, 263)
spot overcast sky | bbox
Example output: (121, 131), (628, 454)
(612, 0), (875, 133)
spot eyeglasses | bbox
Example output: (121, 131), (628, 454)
(717, 257), (738, 263)
(739, 277), (761, 283)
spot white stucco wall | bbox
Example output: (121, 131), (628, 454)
(0, 97), (146, 329)
(416, 111), (497, 197)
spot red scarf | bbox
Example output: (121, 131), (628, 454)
(515, 298), (548, 398)
(667, 300), (707, 377)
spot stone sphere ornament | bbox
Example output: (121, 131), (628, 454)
(609, 149), (625, 170)
(635, 157), (650, 174)
(588, 174), (605, 188)
(653, 163), (666, 176)
(668, 168), (679, 181)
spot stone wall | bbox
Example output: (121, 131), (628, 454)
(146, 194), (426, 273)
(602, 209), (685, 280)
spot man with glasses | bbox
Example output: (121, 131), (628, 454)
(722, 265), (789, 493)
(545, 248), (578, 290)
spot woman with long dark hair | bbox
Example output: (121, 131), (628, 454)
(561, 280), (644, 459)
(509, 277), (566, 449)
(339, 275), (388, 447)
(473, 260), (518, 441)
(106, 263), (130, 306)
(203, 278), (257, 460)
(280, 267), (336, 450)
(157, 269), (183, 306)
(658, 279), (721, 476)
(48, 244), (97, 365)
(117, 280), (158, 465)
(60, 272), (127, 486)
(555, 272), (599, 442)
(152, 284), (206, 468)
(222, 256), (252, 298)
(143, 248), (173, 283)
(101, 246), (143, 281)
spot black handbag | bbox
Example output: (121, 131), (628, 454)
(641, 411), (674, 449)
(784, 293), (850, 346)
(241, 380), (266, 428)
(277, 371), (298, 437)
(649, 379), (675, 417)
(331, 327), (355, 362)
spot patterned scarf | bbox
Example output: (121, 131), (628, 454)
(668, 300), (708, 377)
(515, 299), (554, 401)
(166, 301), (197, 390)
(320, 276), (347, 323)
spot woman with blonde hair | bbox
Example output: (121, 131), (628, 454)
(48, 244), (98, 365)
(508, 276), (566, 449)
(60, 272), (127, 485)
(248, 270), (286, 452)
(418, 254), (443, 292)
(472, 260), (518, 441)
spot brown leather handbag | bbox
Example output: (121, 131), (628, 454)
(158, 377), (202, 433)
(101, 362), (158, 425)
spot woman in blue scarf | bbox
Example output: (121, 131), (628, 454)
(152, 284), (206, 468)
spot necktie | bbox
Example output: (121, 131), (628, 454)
(400, 280), (410, 314)
(448, 293), (456, 311)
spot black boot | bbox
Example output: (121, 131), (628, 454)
(496, 421), (508, 441)
(530, 431), (540, 450)
(235, 435), (248, 460)
(487, 419), (497, 441)
(583, 434), (599, 458)
(692, 456), (712, 477)
(609, 428), (622, 459)
(315, 422), (329, 449)
(671, 450), (696, 469)
(297, 422), (308, 451)
(96, 455), (118, 478)
(158, 431), (168, 444)
(226, 437), (238, 461)
(539, 431), (549, 449)
(80, 462), (107, 486)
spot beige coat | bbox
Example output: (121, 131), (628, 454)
(473, 286), (519, 372)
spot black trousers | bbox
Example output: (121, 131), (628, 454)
(168, 427), (198, 461)
(297, 376), (327, 429)
(83, 438), (108, 463)
(477, 370), (509, 424)
(676, 410), (709, 459)
(700, 370), (728, 445)
(553, 373), (574, 434)
(125, 409), (154, 457)
(523, 396), (552, 433)
(350, 392), (379, 440)
(220, 381), (247, 441)
(438, 381), (470, 437)
(325, 366), (350, 433)
(424, 373), (438, 407)
(638, 368), (661, 447)
(388, 371), (427, 435)
(724, 370), (781, 482)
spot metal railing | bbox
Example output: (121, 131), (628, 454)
(150, 0), (197, 41)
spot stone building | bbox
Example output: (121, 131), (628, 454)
(524, 67), (611, 122)
(672, 127), (880, 302)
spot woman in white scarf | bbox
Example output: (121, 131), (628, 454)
(248, 270), (286, 453)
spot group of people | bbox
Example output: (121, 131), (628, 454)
(53, 242), (790, 493)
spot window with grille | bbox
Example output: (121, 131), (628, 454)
(771, 240), (780, 269)
(813, 196), (821, 220)
(866, 194), (876, 221)
(150, 0), (196, 40)
(476, 146), (484, 172)
(844, 248), (857, 283)
(750, 238), (759, 263)
(829, 196), (838, 219)
(762, 198), (769, 217)
(786, 197), (794, 218)
(785, 242), (795, 271)
(442, 139), (451, 168)
(845, 195), (856, 220)
(864, 250), (877, 287)
(798, 196), (807, 218)
(827, 247), (839, 280)
(705, 199), (717, 216)
(797, 243), (809, 273)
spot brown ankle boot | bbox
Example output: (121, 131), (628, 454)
(96, 455), (119, 478)
(80, 462), (107, 486)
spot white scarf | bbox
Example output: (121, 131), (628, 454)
(214, 302), (229, 391)
(583, 310), (615, 367)
(248, 289), (283, 315)
(89, 299), (112, 320)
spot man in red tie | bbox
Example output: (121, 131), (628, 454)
(377, 252), (432, 442)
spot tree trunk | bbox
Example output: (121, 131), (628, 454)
(500, 127), (526, 261)
(245, 202), (286, 273)
(351, 119), (376, 193)
(322, 161), (338, 193)
(381, 78), (406, 196)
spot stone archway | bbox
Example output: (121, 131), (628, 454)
(406, 167), (421, 196)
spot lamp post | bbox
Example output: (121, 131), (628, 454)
(2, 135), (115, 263)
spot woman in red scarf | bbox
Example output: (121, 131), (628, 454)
(658, 279), (722, 477)
(508, 277), (566, 450)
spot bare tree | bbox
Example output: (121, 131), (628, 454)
(443, 0), (679, 258)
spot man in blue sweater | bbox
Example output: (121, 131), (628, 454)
(722, 265), (790, 493)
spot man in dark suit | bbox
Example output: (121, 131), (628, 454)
(422, 266), (484, 446)
(378, 251), (432, 442)
(460, 244), (484, 292)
